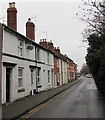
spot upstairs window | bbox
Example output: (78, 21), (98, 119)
(18, 40), (23, 56)
(36, 48), (40, 61)
(57, 60), (59, 68)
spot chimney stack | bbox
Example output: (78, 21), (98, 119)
(54, 47), (60, 54)
(39, 39), (48, 48)
(48, 40), (54, 51)
(7, 2), (17, 31)
(26, 18), (35, 41)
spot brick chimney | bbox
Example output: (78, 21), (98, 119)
(48, 40), (54, 51)
(39, 39), (48, 48)
(54, 47), (60, 54)
(26, 18), (35, 41)
(7, 2), (17, 31)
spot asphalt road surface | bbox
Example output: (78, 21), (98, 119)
(22, 77), (104, 119)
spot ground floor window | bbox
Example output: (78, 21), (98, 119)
(18, 68), (23, 88)
(30, 69), (34, 85)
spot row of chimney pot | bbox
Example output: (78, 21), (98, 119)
(39, 39), (61, 54)
(7, 2), (61, 54)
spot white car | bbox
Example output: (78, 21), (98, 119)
(86, 74), (92, 78)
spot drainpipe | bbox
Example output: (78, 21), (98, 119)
(35, 47), (38, 94)
(36, 68), (38, 94)
(0, 23), (3, 119)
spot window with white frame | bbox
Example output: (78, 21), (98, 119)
(48, 70), (50, 83)
(30, 69), (34, 85)
(18, 40), (23, 56)
(47, 52), (50, 64)
(37, 69), (40, 85)
(18, 68), (23, 88)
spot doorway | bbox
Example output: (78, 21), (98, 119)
(6, 68), (11, 102)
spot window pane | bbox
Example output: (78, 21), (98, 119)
(18, 68), (23, 88)
(18, 69), (22, 77)
(18, 40), (23, 56)
(18, 47), (22, 56)
(18, 78), (22, 87)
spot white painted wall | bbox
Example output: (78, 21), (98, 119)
(37, 49), (54, 91)
(2, 28), (54, 103)
(59, 59), (68, 86)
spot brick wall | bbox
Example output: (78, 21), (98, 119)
(7, 2), (17, 31)
(26, 18), (35, 40)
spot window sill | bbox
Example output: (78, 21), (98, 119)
(18, 88), (25, 92)
(37, 85), (42, 88)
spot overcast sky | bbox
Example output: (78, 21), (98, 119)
(1, 0), (88, 71)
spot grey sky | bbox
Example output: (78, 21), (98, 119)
(1, 0), (87, 71)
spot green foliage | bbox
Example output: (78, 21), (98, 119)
(80, 64), (90, 75)
(86, 33), (105, 93)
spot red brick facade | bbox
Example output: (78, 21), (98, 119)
(39, 39), (77, 86)
(54, 56), (60, 86)
(67, 58), (77, 81)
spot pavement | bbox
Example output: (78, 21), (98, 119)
(2, 78), (81, 120)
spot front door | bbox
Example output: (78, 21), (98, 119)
(6, 68), (11, 102)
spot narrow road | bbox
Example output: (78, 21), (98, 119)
(21, 77), (104, 119)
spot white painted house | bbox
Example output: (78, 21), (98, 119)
(0, 23), (54, 103)
(58, 56), (68, 86)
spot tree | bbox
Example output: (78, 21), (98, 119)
(86, 33), (105, 92)
(79, 0), (105, 93)
(80, 63), (90, 75)
(77, 0), (105, 41)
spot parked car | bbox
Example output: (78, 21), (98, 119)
(77, 74), (80, 77)
(86, 74), (92, 78)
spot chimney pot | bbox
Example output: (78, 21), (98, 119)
(50, 40), (52, 43)
(9, 3), (12, 8)
(28, 18), (31, 22)
(57, 47), (60, 49)
(39, 38), (48, 48)
(12, 2), (15, 7)
(54, 47), (60, 54)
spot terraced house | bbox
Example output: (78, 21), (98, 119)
(0, 2), (77, 104)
